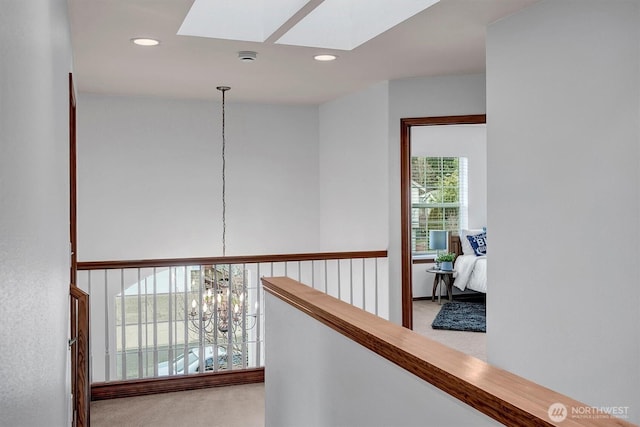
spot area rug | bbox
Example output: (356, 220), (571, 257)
(431, 301), (486, 332)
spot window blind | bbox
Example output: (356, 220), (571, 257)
(410, 157), (468, 255)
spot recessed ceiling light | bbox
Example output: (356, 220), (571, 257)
(131, 38), (160, 46)
(314, 54), (337, 62)
(238, 51), (258, 62)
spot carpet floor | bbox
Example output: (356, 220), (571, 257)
(91, 383), (264, 427)
(412, 299), (487, 361)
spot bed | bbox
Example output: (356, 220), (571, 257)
(449, 231), (487, 294)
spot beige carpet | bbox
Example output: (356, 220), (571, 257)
(412, 298), (487, 361)
(91, 383), (265, 427)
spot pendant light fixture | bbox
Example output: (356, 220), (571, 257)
(217, 85), (230, 256)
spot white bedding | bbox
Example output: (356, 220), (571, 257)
(453, 254), (487, 293)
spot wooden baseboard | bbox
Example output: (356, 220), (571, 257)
(91, 368), (264, 401)
(413, 292), (485, 302)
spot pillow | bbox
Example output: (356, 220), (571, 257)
(460, 229), (484, 255)
(466, 232), (487, 256)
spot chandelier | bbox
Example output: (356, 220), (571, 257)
(188, 267), (250, 337)
(186, 86), (255, 346)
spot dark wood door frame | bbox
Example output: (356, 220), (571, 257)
(70, 73), (77, 284)
(400, 115), (486, 329)
(69, 72), (90, 426)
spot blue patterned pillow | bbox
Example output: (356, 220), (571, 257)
(466, 232), (487, 256)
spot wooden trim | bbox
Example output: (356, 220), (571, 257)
(401, 115), (486, 127)
(400, 115), (486, 330)
(70, 286), (90, 426)
(78, 250), (387, 271)
(69, 74), (87, 427)
(69, 73), (77, 286)
(400, 118), (413, 329)
(91, 368), (264, 400)
(263, 276), (633, 427)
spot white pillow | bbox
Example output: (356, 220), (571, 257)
(460, 229), (484, 255)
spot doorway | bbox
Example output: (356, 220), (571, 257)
(400, 115), (486, 330)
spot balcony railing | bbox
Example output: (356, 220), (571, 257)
(263, 276), (635, 427)
(77, 250), (388, 391)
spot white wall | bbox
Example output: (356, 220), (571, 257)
(387, 75), (487, 322)
(487, 0), (639, 423)
(79, 75), (486, 323)
(0, 1), (73, 426)
(318, 81), (389, 251)
(77, 94), (319, 260)
(265, 293), (499, 427)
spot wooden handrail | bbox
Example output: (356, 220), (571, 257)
(262, 276), (634, 427)
(77, 250), (387, 270)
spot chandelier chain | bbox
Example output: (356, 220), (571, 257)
(217, 86), (230, 256)
(222, 91), (226, 257)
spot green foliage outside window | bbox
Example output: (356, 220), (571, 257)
(411, 157), (465, 254)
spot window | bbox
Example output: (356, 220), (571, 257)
(411, 157), (468, 256)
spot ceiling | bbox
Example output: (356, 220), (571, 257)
(68, 0), (538, 105)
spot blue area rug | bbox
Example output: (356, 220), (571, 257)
(431, 301), (486, 333)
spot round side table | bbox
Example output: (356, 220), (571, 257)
(427, 268), (455, 304)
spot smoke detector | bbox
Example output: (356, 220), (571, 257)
(238, 51), (257, 62)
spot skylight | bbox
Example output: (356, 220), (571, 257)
(178, 0), (310, 43)
(276, 0), (440, 50)
(178, 0), (440, 51)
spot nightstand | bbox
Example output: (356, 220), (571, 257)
(427, 268), (455, 304)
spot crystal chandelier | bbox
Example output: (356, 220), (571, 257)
(188, 267), (249, 336)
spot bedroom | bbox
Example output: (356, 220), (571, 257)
(407, 120), (488, 360)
